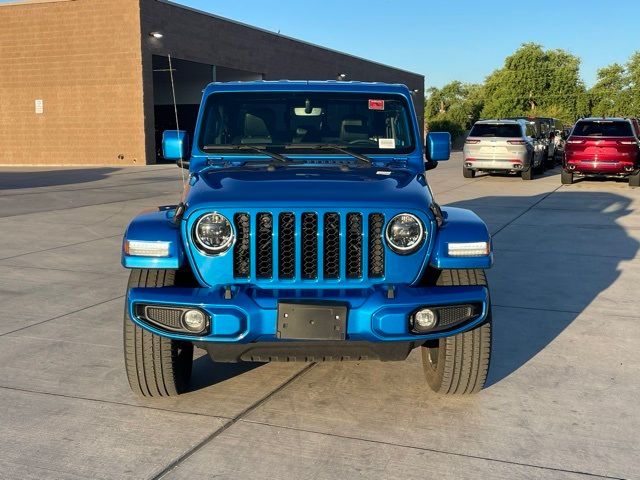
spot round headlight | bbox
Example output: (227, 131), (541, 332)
(385, 213), (425, 254)
(194, 213), (234, 254)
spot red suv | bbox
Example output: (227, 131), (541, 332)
(562, 118), (640, 186)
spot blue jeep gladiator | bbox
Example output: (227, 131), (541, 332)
(122, 81), (493, 397)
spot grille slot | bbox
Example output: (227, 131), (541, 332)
(368, 213), (385, 278)
(346, 213), (363, 279)
(323, 213), (340, 279)
(256, 213), (273, 279)
(301, 213), (318, 279)
(233, 213), (250, 278)
(278, 212), (296, 279)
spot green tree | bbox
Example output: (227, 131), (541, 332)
(589, 64), (628, 117)
(625, 52), (640, 116)
(481, 43), (586, 124)
(425, 81), (484, 138)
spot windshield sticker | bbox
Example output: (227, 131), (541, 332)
(378, 138), (396, 149)
(368, 99), (385, 110)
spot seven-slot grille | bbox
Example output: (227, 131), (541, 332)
(232, 212), (386, 281)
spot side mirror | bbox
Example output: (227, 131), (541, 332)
(425, 131), (451, 165)
(162, 130), (190, 168)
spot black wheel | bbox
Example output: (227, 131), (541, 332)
(422, 269), (492, 395)
(463, 167), (475, 178)
(561, 169), (574, 185)
(629, 171), (640, 187)
(545, 155), (555, 169)
(124, 269), (194, 397)
(522, 166), (533, 181)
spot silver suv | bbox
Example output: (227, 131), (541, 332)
(463, 120), (546, 180)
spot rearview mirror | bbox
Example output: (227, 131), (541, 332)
(162, 130), (190, 167)
(426, 131), (451, 163)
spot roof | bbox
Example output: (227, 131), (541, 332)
(579, 117), (631, 122)
(158, 1), (422, 79)
(475, 119), (523, 125)
(202, 80), (413, 96)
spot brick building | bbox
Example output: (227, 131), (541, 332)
(0, 0), (424, 166)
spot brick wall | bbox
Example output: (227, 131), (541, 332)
(0, 0), (145, 166)
(0, 0), (424, 166)
(139, 0), (425, 164)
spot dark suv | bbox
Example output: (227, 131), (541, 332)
(562, 118), (640, 186)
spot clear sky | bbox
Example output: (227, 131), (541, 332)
(173, 0), (640, 89)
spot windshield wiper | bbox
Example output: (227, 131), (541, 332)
(202, 144), (290, 164)
(285, 144), (372, 165)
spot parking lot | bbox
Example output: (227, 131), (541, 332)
(0, 152), (638, 480)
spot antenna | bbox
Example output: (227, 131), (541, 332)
(168, 53), (188, 195)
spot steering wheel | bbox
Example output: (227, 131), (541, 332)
(348, 139), (376, 145)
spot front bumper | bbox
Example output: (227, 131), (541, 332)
(127, 284), (490, 343)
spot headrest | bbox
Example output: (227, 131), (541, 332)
(244, 110), (273, 138)
(340, 118), (369, 142)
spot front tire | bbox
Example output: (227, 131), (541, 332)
(422, 269), (492, 395)
(123, 269), (194, 397)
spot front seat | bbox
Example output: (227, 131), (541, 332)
(241, 110), (274, 144)
(340, 118), (370, 143)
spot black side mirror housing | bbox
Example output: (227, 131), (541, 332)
(424, 160), (439, 171)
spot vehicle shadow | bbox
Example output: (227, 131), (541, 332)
(0, 168), (121, 190)
(445, 191), (638, 388)
(188, 354), (264, 392)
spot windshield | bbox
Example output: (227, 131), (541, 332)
(469, 123), (523, 138)
(198, 92), (415, 154)
(572, 121), (634, 137)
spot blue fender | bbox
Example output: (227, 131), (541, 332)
(121, 207), (185, 269)
(429, 207), (493, 270)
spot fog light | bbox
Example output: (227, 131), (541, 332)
(412, 308), (438, 332)
(182, 309), (206, 333)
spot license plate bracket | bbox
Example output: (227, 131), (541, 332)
(277, 302), (347, 340)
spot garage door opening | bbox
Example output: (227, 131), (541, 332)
(152, 56), (263, 162)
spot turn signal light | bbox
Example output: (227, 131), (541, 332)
(125, 240), (170, 257)
(448, 242), (490, 257)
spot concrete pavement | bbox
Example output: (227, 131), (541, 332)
(0, 154), (638, 479)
